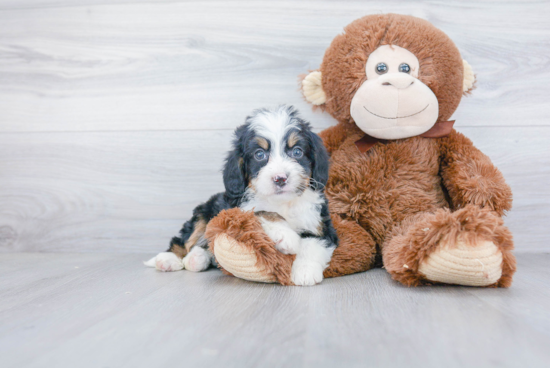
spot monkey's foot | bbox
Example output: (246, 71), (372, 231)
(214, 234), (277, 283)
(205, 208), (295, 285)
(383, 205), (516, 287)
(418, 239), (502, 286)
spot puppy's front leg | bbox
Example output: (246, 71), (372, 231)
(291, 238), (335, 286)
(257, 212), (301, 255)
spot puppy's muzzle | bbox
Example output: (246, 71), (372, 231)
(273, 175), (287, 188)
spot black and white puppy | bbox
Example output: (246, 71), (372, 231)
(144, 105), (338, 286)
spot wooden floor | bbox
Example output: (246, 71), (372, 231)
(1, 252), (549, 368)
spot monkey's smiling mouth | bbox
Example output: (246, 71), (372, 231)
(363, 104), (429, 119)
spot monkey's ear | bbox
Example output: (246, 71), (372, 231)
(462, 60), (476, 95)
(301, 71), (326, 105)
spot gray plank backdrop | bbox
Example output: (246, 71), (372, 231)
(0, 0), (548, 253)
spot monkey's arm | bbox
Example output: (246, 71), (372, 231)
(318, 123), (349, 155)
(439, 130), (512, 216)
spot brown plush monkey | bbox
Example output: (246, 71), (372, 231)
(205, 14), (516, 287)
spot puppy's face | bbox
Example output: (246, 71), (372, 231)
(223, 106), (329, 204)
(248, 117), (311, 199)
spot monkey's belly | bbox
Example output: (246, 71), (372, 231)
(326, 146), (447, 241)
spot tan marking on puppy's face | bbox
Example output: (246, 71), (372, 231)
(287, 131), (300, 148)
(255, 137), (269, 150)
(184, 219), (207, 252)
(248, 177), (257, 192)
(295, 175), (310, 195)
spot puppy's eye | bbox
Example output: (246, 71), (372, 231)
(376, 62), (388, 75)
(291, 147), (303, 158)
(254, 149), (267, 161)
(399, 63), (411, 73)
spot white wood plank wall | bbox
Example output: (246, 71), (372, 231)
(0, 0), (548, 253)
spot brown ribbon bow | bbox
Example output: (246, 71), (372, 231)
(355, 120), (455, 153)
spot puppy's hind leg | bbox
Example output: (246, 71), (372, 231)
(144, 236), (186, 272)
(145, 192), (228, 272)
(145, 252), (184, 272)
(183, 237), (214, 272)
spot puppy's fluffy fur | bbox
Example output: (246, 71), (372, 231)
(144, 105), (338, 285)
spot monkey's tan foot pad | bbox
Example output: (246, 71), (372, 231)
(213, 234), (276, 283)
(418, 240), (503, 286)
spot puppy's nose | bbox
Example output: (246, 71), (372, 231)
(273, 175), (287, 187)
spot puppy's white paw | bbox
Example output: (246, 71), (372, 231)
(153, 252), (183, 272)
(291, 261), (324, 286)
(183, 247), (212, 272)
(275, 232), (302, 255)
(261, 220), (301, 255)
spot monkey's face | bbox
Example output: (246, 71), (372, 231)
(301, 15), (474, 138)
(349, 45), (439, 140)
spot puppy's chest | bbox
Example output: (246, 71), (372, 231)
(241, 191), (323, 233)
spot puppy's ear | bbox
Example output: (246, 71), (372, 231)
(223, 127), (247, 205)
(307, 130), (330, 190)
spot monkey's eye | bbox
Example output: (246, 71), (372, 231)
(254, 149), (267, 161)
(399, 63), (411, 73)
(290, 147), (303, 159)
(376, 62), (388, 75)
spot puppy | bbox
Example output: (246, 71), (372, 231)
(144, 105), (338, 286)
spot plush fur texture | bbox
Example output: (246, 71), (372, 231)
(205, 208), (296, 285)
(206, 13), (516, 288)
(323, 215), (378, 278)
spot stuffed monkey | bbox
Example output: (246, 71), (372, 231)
(205, 14), (516, 287)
